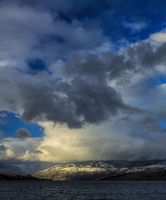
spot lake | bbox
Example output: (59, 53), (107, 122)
(0, 180), (166, 200)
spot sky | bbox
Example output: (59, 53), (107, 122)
(1, 0), (166, 163)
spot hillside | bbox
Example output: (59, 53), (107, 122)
(33, 160), (166, 180)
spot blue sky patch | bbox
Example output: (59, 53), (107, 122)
(0, 111), (44, 138)
(144, 75), (166, 88)
(27, 58), (47, 74)
(160, 122), (166, 128)
(65, 0), (166, 43)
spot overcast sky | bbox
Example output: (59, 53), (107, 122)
(0, 0), (166, 163)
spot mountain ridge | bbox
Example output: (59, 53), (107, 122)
(0, 160), (166, 180)
(33, 160), (166, 181)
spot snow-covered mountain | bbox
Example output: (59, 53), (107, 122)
(33, 160), (166, 180)
(1, 160), (166, 180)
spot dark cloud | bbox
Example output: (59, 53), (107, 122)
(0, 130), (5, 139)
(1, 0), (166, 44)
(58, 79), (125, 125)
(15, 73), (127, 128)
(126, 41), (166, 69)
(16, 128), (31, 139)
(64, 52), (134, 81)
(0, 145), (6, 152)
(0, 2), (105, 70)
(0, 39), (166, 128)
(0, 0), (166, 162)
(20, 82), (82, 128)
(27, 58), (47, 74)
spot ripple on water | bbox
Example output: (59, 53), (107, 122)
(0, 181), (166, 200)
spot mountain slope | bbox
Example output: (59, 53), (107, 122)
(33, 160), (166, 180)
(0, 163), (23, 175)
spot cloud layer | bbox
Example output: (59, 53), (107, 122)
(0, 1), (166, 163)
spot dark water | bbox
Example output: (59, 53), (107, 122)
(0, 180), (166, 200)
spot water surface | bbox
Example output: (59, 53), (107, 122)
(0, 180), (166, 200)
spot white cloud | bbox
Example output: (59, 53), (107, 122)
(34, 120), (166, 162)
(0, 137), (42, 160)
(0, 1), (166, 163)
(123, 21), (147, 32)
(150, 32), (166, 42)
(0, 4), (105, 70)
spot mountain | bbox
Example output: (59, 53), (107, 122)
(0, 163), (23, 175)
(33, 160), (166, 180)
(0, 160), (55, 175)
(0, 173), (39, 180)
(1, 160), (166, 180)
(100, 170), (166, 180)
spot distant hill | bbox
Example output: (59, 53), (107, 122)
(0, 160), (54, 175)
(100, 170), (166, 181)
(0, 163), (23, 175)
(0, 173), (38, 180)
(33, 160), (166, 181)
(1, 160), (166, 180)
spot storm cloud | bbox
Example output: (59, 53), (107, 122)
(0, 39), (166, 128)
(0, 0), (166, 162)
(16, 128), (31, 139)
